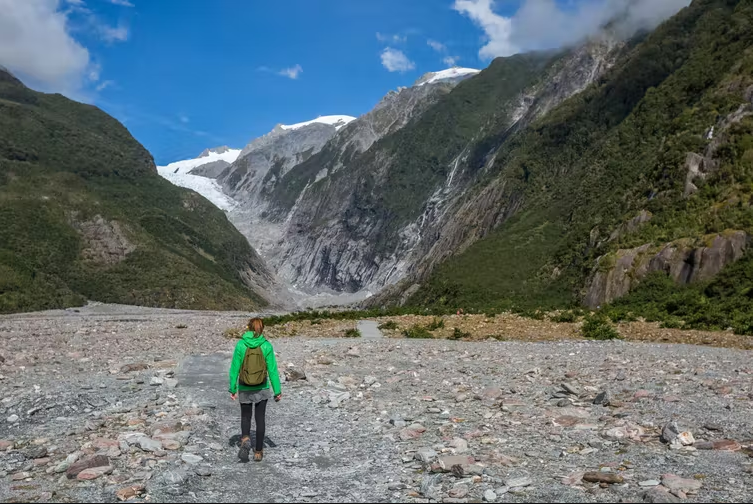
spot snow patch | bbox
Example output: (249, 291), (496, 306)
(279, 115), (356, 131)
(160, 148), (242, 176)
(415, 67), (480, 87)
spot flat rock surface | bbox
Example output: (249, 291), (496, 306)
(0, 303), (752, 503)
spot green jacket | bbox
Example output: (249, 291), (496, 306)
(228, 332), (281, 395)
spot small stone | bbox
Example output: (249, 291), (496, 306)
(504, 476), (532, 488)
(399, 424), (426, 441)
(194, 466), (212, 477)
(661, 473), (703, 493)
(116, 484), (146, 501)
(11, 471), (31, 481)
(455, 393), (468, 402)
(483, 489), (497, 501)
(712, 439), (741, 451)
(593, 390), (611, 406)
(159, 468), (189, 485)
(149, 377), (164, 386)
(438, 455), (474, 472)
(161, 439), (181, 450)
(660, 422), (680, 444)
(66, 455), (110, 479)
(703, 423), (723, 431)
(181, 453), (203, 465)
(583, 472), (624, 484)
(449, 438), (468, 454)
(643, 487), (682, 503)
(77, 465), (113, 480)
(7, 414), (19, 423)
(137, 437), (163, 452)
(677, 431), (695, 446)
(448, 486), (469, 498)
(639, 480), (661, 487)
(120, 363), (149, 373)
(562, 383), (580, 396)
(24, 446), (48, 459)
(164, 378), (178, 389)
(0, 439), (13, 450)
(415, 448), (438, 463)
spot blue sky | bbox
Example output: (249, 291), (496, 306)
(2, 0), (690, 164)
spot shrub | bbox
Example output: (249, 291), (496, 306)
(427, 317), (445, 330)
(344, 328), (361, 338)
(378, 320), (399, 330)
(551, 311), (577, 323)
(449, 327), (471, 340)
(582, 314), (621, 340)
(402, 324), (434, 339)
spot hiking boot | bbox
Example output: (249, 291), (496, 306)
(238, 437), (252, 462)
(253, 450), (263, 462)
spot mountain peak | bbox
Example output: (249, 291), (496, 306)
(413, 67), (480, 87)
(197, 146), (232, 158)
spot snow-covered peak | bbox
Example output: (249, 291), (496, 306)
(160, 148), (242, 176)
(198, 145), (232, 158)
(414, 67), (480, 87)
(278, 115), (357, 132)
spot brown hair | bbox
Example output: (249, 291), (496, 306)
(247, 317), (264, 336)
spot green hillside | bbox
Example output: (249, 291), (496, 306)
(0, 70), (269, 313)
(408, 0), (753, 331)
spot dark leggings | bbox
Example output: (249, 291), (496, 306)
(241, 400), (267, 452)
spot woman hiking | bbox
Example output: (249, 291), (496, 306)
(228, 317), (281, 462)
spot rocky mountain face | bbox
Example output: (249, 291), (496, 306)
(0, 70), (273, 313)
(203, 76), (471, 300)
(260, 40), (625, 297)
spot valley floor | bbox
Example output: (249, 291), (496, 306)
(0, 304), (752, 503)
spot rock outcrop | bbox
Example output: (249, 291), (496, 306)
(584, 231), (750, 308)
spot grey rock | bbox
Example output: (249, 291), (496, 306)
(137, 437), (163, 452)
(660, 422), (680, 444)
(504, 476), (532, 488)
(159, 468), (190, 486)
(7, 414), (19, 423)
(593, 390), (611, 406)
(415, 447), (438, 463)
(483, 489), (497, 502)
(181, 453), (203, 464)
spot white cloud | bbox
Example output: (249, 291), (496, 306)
(0, 0), (91, 94)
(278, 64), (303, 79)
(95, 79), (114, 91)
(453, 0), (692, 60)
(380, 47), (415, 73)
(109, 0), (134, 6)
(179, 114), (189, 124)
(99, 23), (128, 43)
(65, 0), (85, 5)
(443, 56), (459, 67)
(427, 39), (446, 52)
(377, 32), (407, 44)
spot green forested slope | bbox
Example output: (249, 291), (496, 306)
(409, 0), (753, 332)
(0, 70), (269, 313)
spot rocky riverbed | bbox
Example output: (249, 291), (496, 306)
(1, 303), (752, 503)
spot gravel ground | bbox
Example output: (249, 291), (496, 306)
(1, 303), (752, 503)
